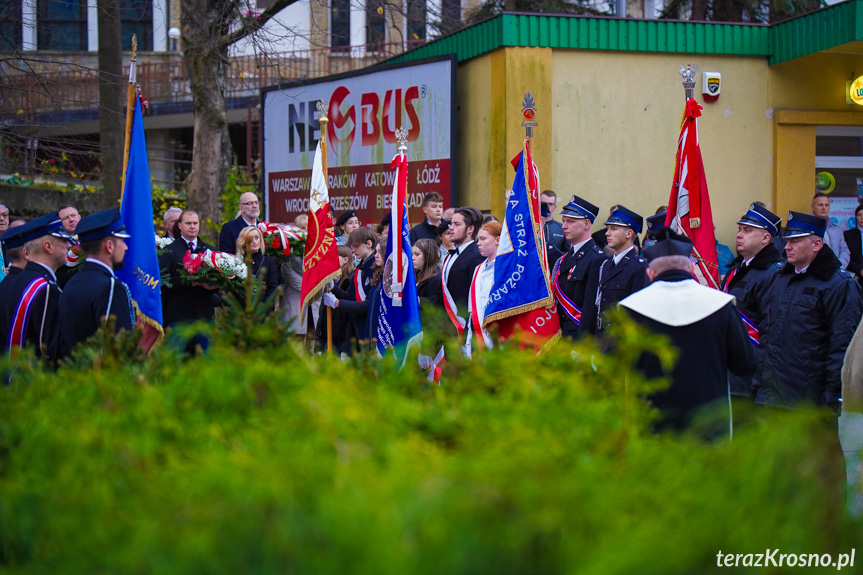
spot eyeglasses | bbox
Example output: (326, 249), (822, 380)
(240, 201), (260, 206)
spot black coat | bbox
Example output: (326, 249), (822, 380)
(332, 256), (376, 343)
(443, 241), (484, 314)
(250, 252), (279, 302)
(409, 220), (439, 245)
(59, 260), (135, 353)
(752, 246), (863, 409)
(551, 239), (608, 339)
(623, 273), (756, 432)
(0, 261), (63, 362)
(844, 227), (863, 278)
(218, 216), (257, 254)
(417, 271), (443, 306)
(720, 242), (784, 397)
(159, 237), (218, 324)
(582, 246), (649, 335)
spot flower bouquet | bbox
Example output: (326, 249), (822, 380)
(180, 249), (247, 292)
(66, 244), (85, 268)
(156, 236), (174, 255)
(257, 222), (306, 264)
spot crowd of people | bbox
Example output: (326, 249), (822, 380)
(2, 191), (863, 442)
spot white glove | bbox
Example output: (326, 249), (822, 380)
(327, 280), (335, 290)
(323, 293), (338, 308)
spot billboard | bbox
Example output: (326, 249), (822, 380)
(261, 55), (456, 226)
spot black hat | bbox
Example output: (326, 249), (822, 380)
(335, 210), (357, 227)
(560, 195), (600, 222)
(0, 211), (73, 249)
(435, 219), (451, 236)
(380, 212), (391, 227)
(76, 207), (131, 243)
(604, 205), (644, 234)
(643, 227), (693, 261)
(785, 211), (826, 238)
(645, 212), (668, 234)
(737, 203), (781, 237)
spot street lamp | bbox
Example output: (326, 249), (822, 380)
(168, 27), (181, 52)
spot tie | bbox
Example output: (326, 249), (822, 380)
(188, 240), (196, 252)
(449, 248), (458, 256)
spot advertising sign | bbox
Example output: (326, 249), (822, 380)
(261, 55), (456, 226)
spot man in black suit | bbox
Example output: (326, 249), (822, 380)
(441, 207), (484, 334)
(0, 212), (74, 364)
(550, 195), (608, 340)
(409, 192), (444, 244)
(219, 192), (260, 254)
(160, 210), (218, 329)
(583, 205), (649, 335)
(844, 203), (863, 282)
(59, 208), (135, 354)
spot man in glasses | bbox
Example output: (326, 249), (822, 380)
(219, 192), (261, 254)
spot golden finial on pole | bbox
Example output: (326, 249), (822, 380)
(131, 34), (138, 63)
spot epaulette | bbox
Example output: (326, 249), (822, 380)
(591, 246), (605, 255)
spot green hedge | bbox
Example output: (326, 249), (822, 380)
(0, 310), (858, 573)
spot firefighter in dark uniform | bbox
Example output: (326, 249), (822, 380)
(59, 208), (136, 354)
(0, 212), (74, 364)
(720, 203), (784, 403)
(550, 195), (608, 340)
(583, 205), (649, 335)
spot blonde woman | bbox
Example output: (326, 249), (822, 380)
(236, 226), (278, 301)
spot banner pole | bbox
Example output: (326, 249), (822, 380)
(319, 109), (333, 359)
(120, 35), (138, 203)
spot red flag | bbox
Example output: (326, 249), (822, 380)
(665, 98), (720, 289)
(300, 139), (340, 322)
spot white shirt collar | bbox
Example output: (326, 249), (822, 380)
(795, 265), (810, 274)
(31, 261), (57, 281)
(242, 216), (257, 227)
(613, 245), (636, 265)
(453, 239), (474, 254)
(743, 256), (755, 266)
(570, 238), (590, 255)
(86, 257), (115, 276)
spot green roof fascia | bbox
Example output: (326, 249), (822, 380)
(387, 13), (770, 66)
(770, 0), (863, 65)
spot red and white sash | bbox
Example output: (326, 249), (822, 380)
(722, 265), (738, 293)
(441, 252), (465, 337)
(469, 264), (486, 350)
(7, 277), (49, 352)
(551, 256), (583, 326)
(353, 268), (367, 302)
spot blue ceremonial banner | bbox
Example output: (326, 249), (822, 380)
(484, 146), (556, 327)
(376, 152), (422, 360)
(117, 96), (164, 343)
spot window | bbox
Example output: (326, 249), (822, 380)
(331, 0), (350, 53)
(366, 0), (385, 50)
(120, 0), (152, 51)
(407, 0), (426, 43)
(814, 126), (863, 229)
(0, 1), (22, 50)
(37, 0), (87, 51)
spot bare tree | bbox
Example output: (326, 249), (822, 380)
(179, 0), (301, 237)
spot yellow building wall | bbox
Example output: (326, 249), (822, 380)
(550, 51), (773, 247)
(457, 47), (552, 220)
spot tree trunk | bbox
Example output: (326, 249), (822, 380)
(181, 0), (233, 241)
(690, 0), (708, 20)
(97, 0), (125, 208)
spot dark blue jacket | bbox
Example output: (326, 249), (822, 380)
(583, 246), (649, 335)
(551, 239), (608, 339)
(0, 261), (63, 362)
(751, 246), (863, 409)
(59, 260), (135, 353)
(720, 243), (784, 397)
(219, 216), (258, 255)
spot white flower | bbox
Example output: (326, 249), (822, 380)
(156, 236), (174, 249)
